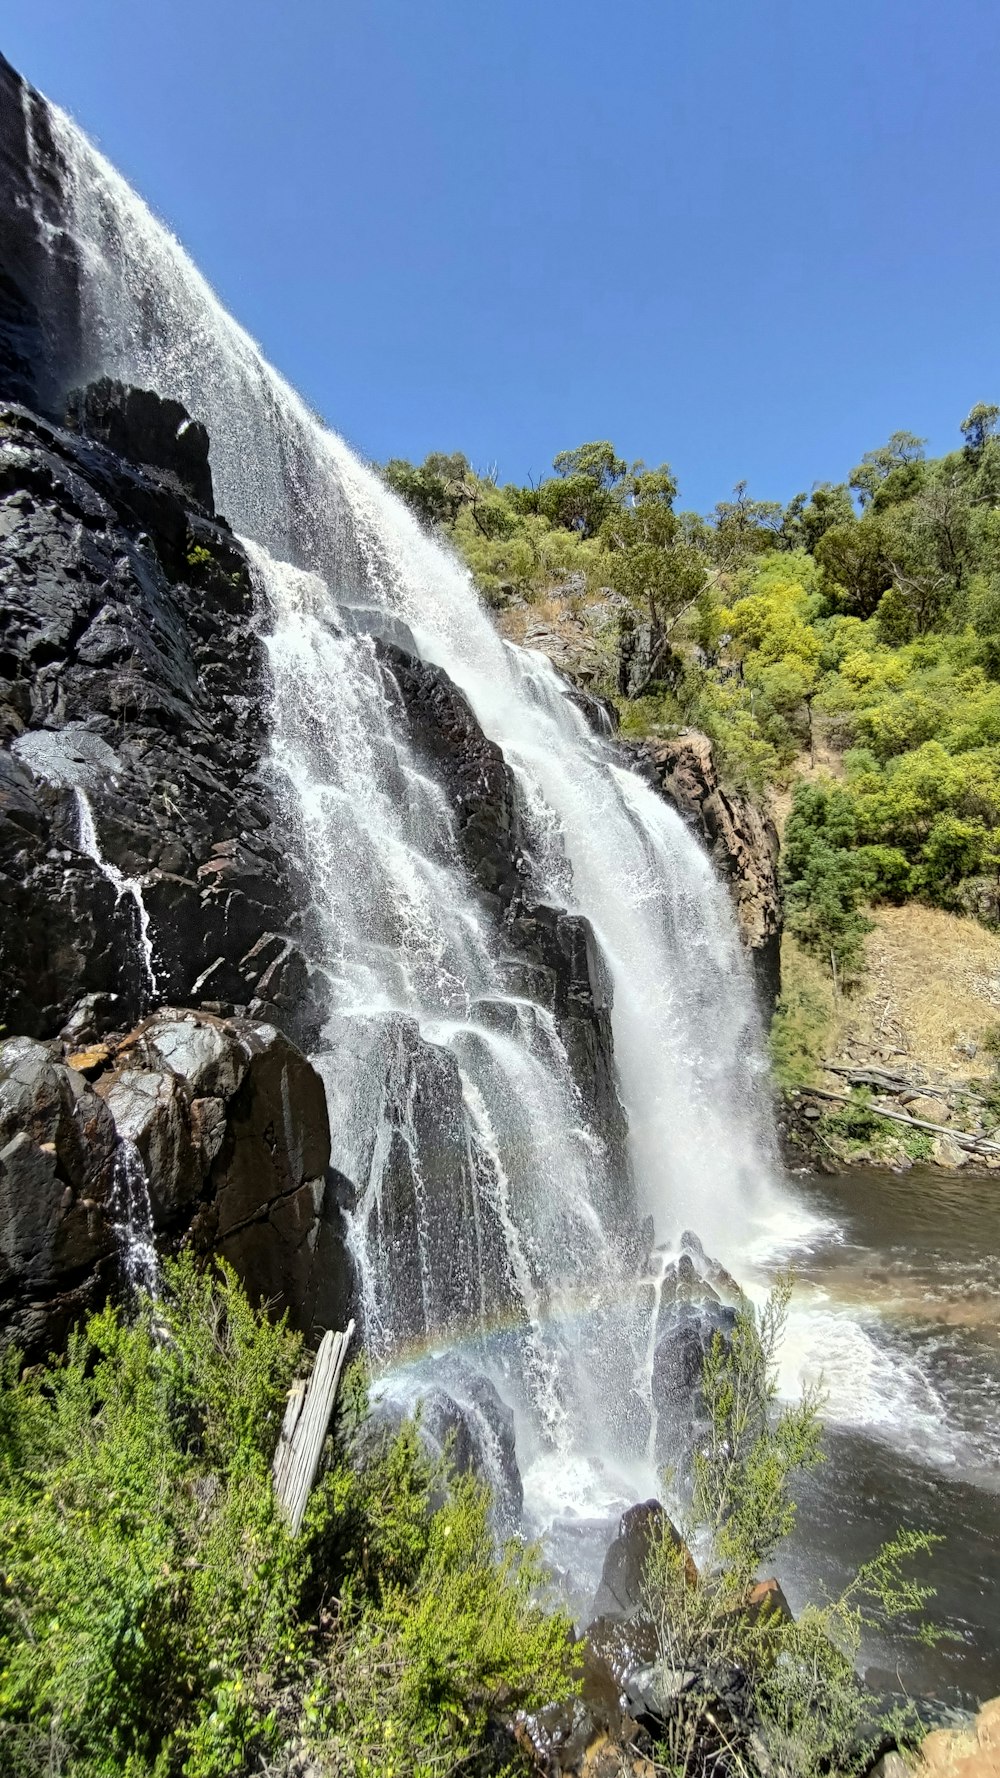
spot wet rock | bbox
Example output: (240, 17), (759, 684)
(0, 1034), (118, 1352)
(593, 1499), (695, 1621)
(65, 377), (214, 513)
(363, 1357), (523, 1533)
(649, 1244), (739, 1470)
(0, 1009), (353, 1353)
(626, 730), (782, 1014)
(0, 393), (297, 1040)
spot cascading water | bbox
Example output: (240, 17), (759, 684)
(108, 1137), (159, 1296)
(23, 89), (799, 1541)
(74, 788), (158, 1003)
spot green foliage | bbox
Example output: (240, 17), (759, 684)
(816, 1089), (898, 1155)
(782, 782), (873, 981)
(768, 939), (839, 1089)
(639, 1284), (938, 1778)
(0, 1263), (575, 1778)
(390, 403), (1000, 926)
(0, 1254), (304, 1777)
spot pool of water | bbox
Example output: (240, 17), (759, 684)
(763, 1168), (1000, 1705)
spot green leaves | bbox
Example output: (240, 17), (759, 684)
(0, 1266), (577, 1777)
(639, 1285), (938, 1778)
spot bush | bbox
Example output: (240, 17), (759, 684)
(639, 1283), (938, 1778)
(0, 1261), (575, 1778)
(782, 783), (873, 983)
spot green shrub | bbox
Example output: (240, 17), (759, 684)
(639, 1283), (938, 1778)
(0, 1261), (575, 1778)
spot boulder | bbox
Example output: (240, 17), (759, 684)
(0, 1034), (118, 1352)
(0, 1008), (354, 1354)
(918, 1696), (1000, 1778)
(593, 1499), (695, 1621)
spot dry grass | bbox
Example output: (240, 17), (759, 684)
(837, 904), (1000, 1079)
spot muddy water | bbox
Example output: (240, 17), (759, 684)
(771, 1168), (1000, 1705)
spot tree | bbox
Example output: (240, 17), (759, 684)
(711, 481), (785, 567)
(849, 432), (926, 508)
(383, 451), (472, 528)
(961, 401), (1000, 459)
(782, 782), (872, 984)
(815, 515), (893, 617)
(601, 469), (707, 696)
(536, 439), (630, 537)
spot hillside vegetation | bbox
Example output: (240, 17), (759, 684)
(385, 408), (1000, 1034)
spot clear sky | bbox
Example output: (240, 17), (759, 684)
(5, 1), (999, 512)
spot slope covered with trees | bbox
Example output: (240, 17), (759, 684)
(385, 407), (1000, 1000)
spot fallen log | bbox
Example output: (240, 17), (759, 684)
(823, 1062), (989, 1108)
(798, 1086), (1000, 1156)
(272, 1320), (355, 1535)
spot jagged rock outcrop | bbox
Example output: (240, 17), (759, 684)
(0, 1007), (351, 1355)
(0, 391), (322, 1044)
(628, 730), (782, 1010)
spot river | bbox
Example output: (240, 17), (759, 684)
(770, 1166), (1000, 1705)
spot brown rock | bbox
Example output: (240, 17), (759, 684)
(66, 1042), (114, 1076)
(919, 1696), (1000, 1777)
(904, 1095), (949, 1124)
(744, 1577), (793, 1624)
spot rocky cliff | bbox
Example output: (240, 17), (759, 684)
(0, 251), (633, 1352)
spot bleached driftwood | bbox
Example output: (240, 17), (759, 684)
(272, 1320), (355, 1535)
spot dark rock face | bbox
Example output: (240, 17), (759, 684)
(594, 1499), (684, 1621)
(0, 1008), (351, 1356)
(628, 730), (783, 1013)
(0, 391), (312, 1043)
(648, 1233), (740, 1472)
(65, 378), (214, 513)
(0, 1036), (118, 1354)
(360, 1355), (523, 1535)
(0, 58), (84, 417)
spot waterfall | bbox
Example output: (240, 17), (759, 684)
(109, 1137), (159, 1296)
(73, 787), (158, 1003)
(23, 89), (789, 1525)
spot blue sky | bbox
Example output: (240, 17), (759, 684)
(6, 1), (999, 512)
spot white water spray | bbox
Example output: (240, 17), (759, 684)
(109, 1137), (159, 1296)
